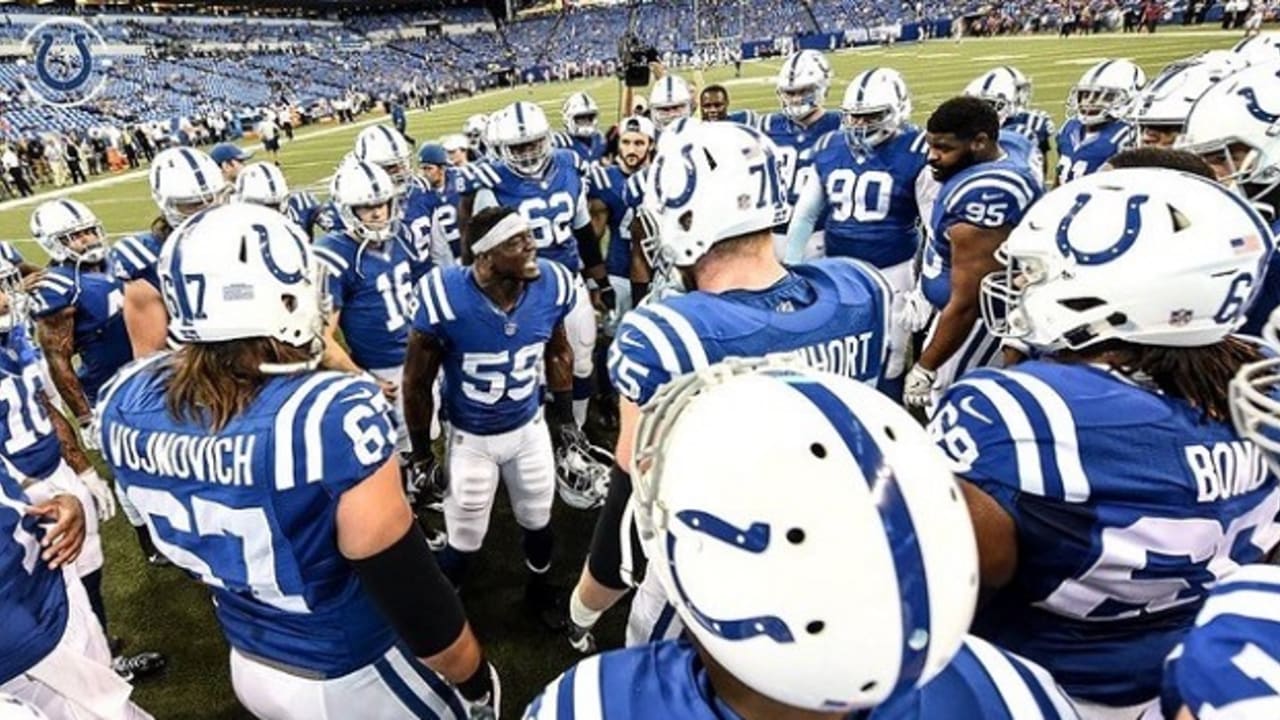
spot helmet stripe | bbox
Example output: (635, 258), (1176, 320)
(856, 70), (875, 104)
(356, 162), (382, 196)
(780, 375), (932, 696)
(515, 101), (527, 135)
(264, 167), (278, 197)
(1089, 59), (1116, 86)
(178, 148), (209, 192)
(59, 199), (82, 222)
(981, 71), (998, 92)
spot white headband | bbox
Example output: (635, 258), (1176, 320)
(472, 213), (530, 254)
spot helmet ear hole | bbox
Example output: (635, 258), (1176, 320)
(281, 294), (297, 313)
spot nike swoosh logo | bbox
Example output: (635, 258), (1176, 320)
(980, 192), (1003, 202)
(958, 396), (993, 425)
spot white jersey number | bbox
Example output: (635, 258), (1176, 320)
(460, 343), (544, 405)
(826, 168), (894, 223)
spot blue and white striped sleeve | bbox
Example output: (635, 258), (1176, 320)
(411, 266), (456, 338)
(110, 234), (160, 282)
(29, 272), (76, 317)
(942, 169), (1039, 230)
(0, 240), (25, 265)
(609, 303), (709, 405)
(523, 655), (603, 720)
(947, 636), (1082, 719)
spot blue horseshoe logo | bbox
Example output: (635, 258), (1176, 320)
(1056, 192), (1149, 265)
(255, 223), (307, 284)
(34, 31), (93, 92)
(653, 144), (698, 210)
(1238, 86), (1280, 125)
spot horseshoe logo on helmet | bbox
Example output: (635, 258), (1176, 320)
(653, 144), (699, 210)
(1055, 192), (1150, 265)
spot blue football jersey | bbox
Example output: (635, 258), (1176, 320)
(98, 355), (405, 676)
(931, 361), (1280, 706)
(406, 169), (467, 261)
(1161, 564), (1280, 719)
(29, 264), (132, 404)
(284, 191), (322, 237)
(524, 636), (1079, 719)
(314, 231), (417, 370)
(395, 181), (437, 283)
(0, 328), (62, 482)
(1056, 118), (1134, 185)
(1241, 218), (1280, 337)
(757, 110), (844, 214)
(810, 129), (928, 268)
(412, 259), (576, 436)
(552, 131), (606, 164)
(586, 164), (643, 278)
(313, 200), (345, 236)
(609, 259), (892, 406)
(1005, 109), (1056, 153)
(920, 157), (1042, 309)
(0, 464), (67, 685)
(469, 151), (590, 272)
(110, 231), (165, 291)
(0, 241), (24, 266)
(726, 109), (759, 126)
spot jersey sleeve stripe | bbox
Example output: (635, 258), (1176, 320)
(312, 246), (349, 274)
(1197, 588), (1280, 626)
(1001, 370), (1091, 502)
(273, 373), (341, 491)
(964, 638), (1052, 719)
(644, 304), (709, 370)
(554, 263), (573, 308)
(302, 376), (363, 484)
(36, 274), (75, 293)
(554, 663), (577, 719)
(950, 376), (1046, 495)
(417, 274), (441, 326)
(1219, 563), (1280, 590)
(945, 177), (1034, 212)
(626, 310), (686, 376)
(110, 241), (147, 270)
(570, 655), (603, 719)
(428, 267), (456, 321)
(0, 241), (21, 263)
(1008, 651), (1084, 719)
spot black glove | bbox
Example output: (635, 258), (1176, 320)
(547, 390), (577, 448)
(407, 455), (446, 506)
(598, 284), (617, 311)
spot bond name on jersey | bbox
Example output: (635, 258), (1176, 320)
(931, 361), (1280, 705)
(97, 354), (404, 676)
(609, 259), (893, 406)
(412, 258), (576, 435)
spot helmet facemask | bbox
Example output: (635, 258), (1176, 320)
(778, 84), (823, 120)
(502, 134), (551, 177)
(842, 106), (898, 151)
(569, 112), (598, 138)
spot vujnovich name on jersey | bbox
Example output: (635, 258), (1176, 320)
(770, 331), (876, 379)
(106, 424), (256, 486)
(1185, 440), (1270, 503)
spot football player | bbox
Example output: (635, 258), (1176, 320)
(465, 101), (606, 427)
(234, 161), (325, 238)
(567, 121), (898, 652)
(112, 146), (229, 356)
(989, 66), (1056, 177)
(531, 359), (1080, 719)
(354, 126), (435, 281)
(698, 84), (757, 125)
(403, 207), (577, 625)
(757, 50), (843, 245)
(1180, 60), (1280, 336)
(908, 97), (1042, 410)
(1057, 59), (1146, 184)
(554, 92), (606, 164)
(931, 168), (1280, 716)
(443, 134), (471, 167)
(1130, 53), (1244, 148)
(463, 114), (492, 161)
(98, 204), (498, 719)
(0, 461), (151, 718)
(410, 142), (465, 266)
(963, 67), (1046, 183)
(647, 75), (695, 130)
(586, 115), (655, 317)
(313, 160), (417, 463)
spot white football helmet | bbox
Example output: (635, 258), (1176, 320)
(631, 357), (977, 713)
(149, 147), (230, 226)
(776, 50), (832, 120)
(329, 159), (402, 245)
(158, 203), (325, 370)
(492, 101), (552, 177)
(555, 428), (613, 510)
(234, 162), (290, 211)
(29, 199), (107, 265)
(463, 113), (489, 149)
(982, 168), (1274, 352)
(0, 260), (27, 333)
(964, 67), (1022, 125)
(649, 75), (694, 129)
(561, 92), (600, 138)
(841, 68), (911, 150)
(1067, 59), (1147, 126)
(646, 120), (789, 270)
(354, 125), (414, 195)
(1232, 34), (1280, 65)
(1181, 60), (1280, 202)
(1132, 55), (1246, 145)
(1002, 65), (1034, 110)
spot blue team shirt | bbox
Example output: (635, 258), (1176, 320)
(314, 231), (417, 370)
(284, 191), (322, 237)
(0, 241), (23, 266)
(809, 128), (928, 267)
(931, 361), (1280, 705)
(586, 164), (644, 278)
(0, 464), (67, 685)
(524, 636), (1080, 719)
(1241, 218), (1280, 337)
(98, 355), (405, 676)
(1056, 118), (1134, 185)
(0, 328), (63, 482)
(469, 150), (590, 272)
(921, 156), (1042, 309)
(30, 264), (132, 403)
(406, 170), (466, 261)
(552, 131), (607, 164)
(1161, 564), (1280, 718)
(110, 230), (165, 291)
(1005, 109), (1056, 153)
(757, 110), (844, 216)
(314, 200), (345, 236)
(412, 259), (576, 435)
(609, 259), (892, 406)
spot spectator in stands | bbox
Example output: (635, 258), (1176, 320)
(210, 142), (253, 183)
(3, 144), (31, 197)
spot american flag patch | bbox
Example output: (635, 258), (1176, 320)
(1170, 309), (1193, 326)
(1230, 235), (1263, 254)
(223, 284), (255, 301)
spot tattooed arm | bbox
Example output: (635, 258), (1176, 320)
(41, 393), (90, 474)
(36, 308), (92, 423)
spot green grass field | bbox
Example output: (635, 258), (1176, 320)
(0, 28), (1246, 719)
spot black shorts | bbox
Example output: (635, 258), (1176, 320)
(264, 137), (280, 152)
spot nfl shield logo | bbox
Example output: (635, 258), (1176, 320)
(1170, 309), (1193, 326)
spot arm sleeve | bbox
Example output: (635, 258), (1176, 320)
(783, 178), (825, 264)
